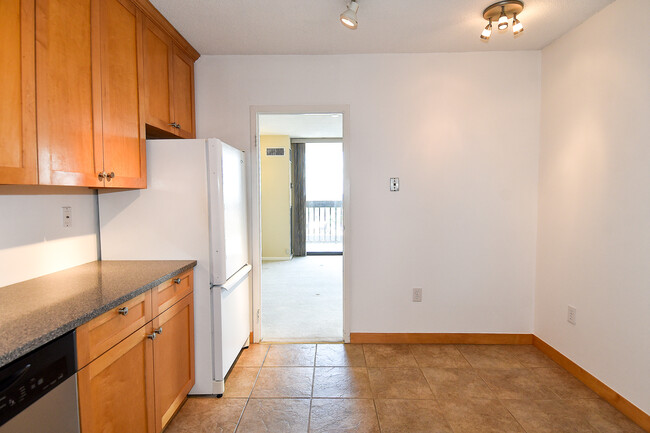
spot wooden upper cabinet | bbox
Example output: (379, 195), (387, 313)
(100, 0), (146, 189)
(35, 0), (104, 187)
(143, 17), (175, 135)
(171, 46), (195, 139)
(1, 0), (197, 188)
(0, 0), (37, 185)
(143, 19), (196, 139)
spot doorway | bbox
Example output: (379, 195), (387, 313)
(252, 108), (349, 343)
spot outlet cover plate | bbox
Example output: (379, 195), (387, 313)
(62, 206), (72, 228)
(413, 288), (422, 302)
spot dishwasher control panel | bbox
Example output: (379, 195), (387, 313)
(0, 331), (76, 427)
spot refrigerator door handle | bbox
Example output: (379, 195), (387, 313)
(214, 264), (252, 293)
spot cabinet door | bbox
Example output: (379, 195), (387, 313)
(100, 0), (146, 189)
(0, 0), (37, 185)
(35, 0), (104, 187)
(171, 45), (195, 139)
(153, 293), (195, 432)
(143, 17), (175, 135)
(78, 323), (155, 433)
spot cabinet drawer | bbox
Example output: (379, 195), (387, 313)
(152, 270), (193, 316)
(77, 291), (152, 368)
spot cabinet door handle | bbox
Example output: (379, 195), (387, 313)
(154, 327), (163, 335)
(173, 278), (182, 284)
(175, 123), (181, 129)
(106, 172), (115, 181)
(98, 171), (107, 180)
(147, 333), (157, 340)
(118, 307), (129, 316)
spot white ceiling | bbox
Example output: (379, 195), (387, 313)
(151, 0), (614, 55)
(259, 114), (343, 138)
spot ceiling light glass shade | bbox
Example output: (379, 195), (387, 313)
(512, 14), (524, 35)
(497, 9), (508, 30)
(340, 1), (359, 29)
(480, 21), (492, 40)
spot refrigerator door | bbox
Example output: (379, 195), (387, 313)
(207, 139), (249, 286)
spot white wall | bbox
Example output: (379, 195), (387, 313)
(195, 51), (541, 333)
(536, 0), (650, 414)
(0, 186), (99, 287)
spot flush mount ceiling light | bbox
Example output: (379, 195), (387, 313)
(340, 1), (360, 30)
(480, 0), (524, 40)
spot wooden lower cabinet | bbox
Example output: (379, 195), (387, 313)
(77, 287), (194, 433)
(153, 293), (195, 431)
(78, 323), (156, 433)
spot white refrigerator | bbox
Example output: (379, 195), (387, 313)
(98, 138), (251, 395)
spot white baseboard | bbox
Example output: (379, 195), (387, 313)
(262, 256), (292, 261)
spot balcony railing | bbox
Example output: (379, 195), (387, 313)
(306, 201), (343, 251)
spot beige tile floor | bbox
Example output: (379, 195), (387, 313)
(164, 344), (645, 433)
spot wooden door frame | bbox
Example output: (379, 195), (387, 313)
(249, 105), (351, 343)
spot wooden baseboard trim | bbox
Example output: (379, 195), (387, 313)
(533, 336), (650, 432)
(249, 331), (254, 344)
(349, 333), (533, 345)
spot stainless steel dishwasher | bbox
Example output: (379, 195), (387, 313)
(0, 331), (80, 433)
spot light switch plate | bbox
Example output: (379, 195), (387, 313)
(390, 177), (399, 191)
(567, 305), (577, 325)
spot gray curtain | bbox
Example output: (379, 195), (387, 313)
(291, 142), (306, 256)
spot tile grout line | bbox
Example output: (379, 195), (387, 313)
(364, 344), (385, 432)
(233, 345), (270, 433)
(307, 344), (317, 432)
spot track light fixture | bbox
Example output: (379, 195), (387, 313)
(480, 1), (525, 40)
(340, 1), (360, 30)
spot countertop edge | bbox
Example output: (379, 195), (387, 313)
(0, 260), (197, 368)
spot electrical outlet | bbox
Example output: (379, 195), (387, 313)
(567, 305), (577, 325)
(412, 288), (422, 302)
(390, 177), (400, 192)
(62, 206), (72, 228)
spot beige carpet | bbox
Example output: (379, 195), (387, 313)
(261, 256), (343, 342)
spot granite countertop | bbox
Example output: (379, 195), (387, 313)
(0, 260), (197, 368)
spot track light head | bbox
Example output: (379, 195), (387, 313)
(497, 7), (508, 30)
(512, 13), (524, 35)
(340, 1), (359, 30)
(480, 19), (492, 40)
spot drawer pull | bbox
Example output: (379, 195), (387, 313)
(154, 327), (163, 335)
(147, 333), (157, 340)
(118, 307), (129, 316)
(173, 278), (182, 284)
